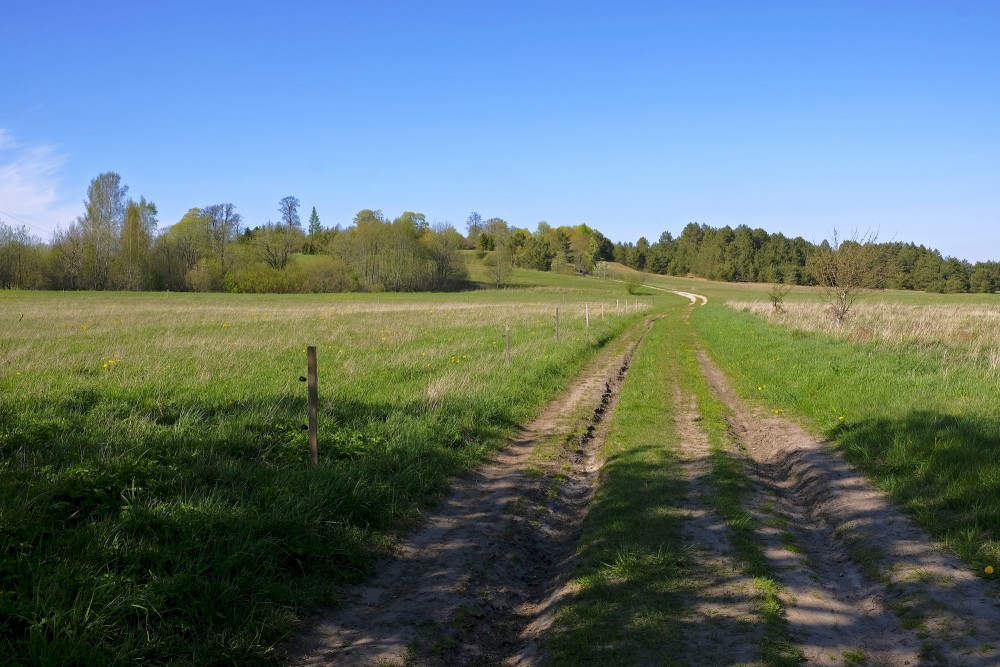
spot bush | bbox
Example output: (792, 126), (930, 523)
(294, 255), (358, 293)
(224, 257), (360, 294)
(224, 264), (295, 293)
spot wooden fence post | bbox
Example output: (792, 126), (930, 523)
(307, 346), (319, 465)
(585, 303), (590, 329)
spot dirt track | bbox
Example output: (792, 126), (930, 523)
(288, 295), (1000, 666)
(287, 321), (649, 666)
(700, 350), (1000, 666)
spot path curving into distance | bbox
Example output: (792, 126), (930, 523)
(608, 276), (708, 305)
(669, 290), (707, 305)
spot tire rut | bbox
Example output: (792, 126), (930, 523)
(286, 319), (653, 667)
(674, 387), (764, 666)
(698, 350), (1000, 666)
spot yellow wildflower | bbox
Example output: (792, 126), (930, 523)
(986, 565), (994, 575)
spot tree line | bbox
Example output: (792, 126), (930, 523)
(1, 173), (997, 294)
(0, 173), (469, 293)
(605, 223), (1000, 294)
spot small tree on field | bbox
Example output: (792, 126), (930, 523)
(767, 281), (792, 313)
(622, 268), (643, 295)
(809, 229), (883, 326)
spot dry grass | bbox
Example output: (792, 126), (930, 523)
(728, 300), (1000, 373)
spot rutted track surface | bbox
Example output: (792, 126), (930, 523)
(288, 290), (1000, 665)
(287, 322), (651, 666)
(698, 350), (1000, 666)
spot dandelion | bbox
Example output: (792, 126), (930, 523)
(839, 415), (845, 421)
(986, 565), (994, 575)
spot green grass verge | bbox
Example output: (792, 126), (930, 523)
(0, 285), (641, 665)
(692, 302), (1000, 572)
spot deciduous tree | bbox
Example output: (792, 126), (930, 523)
(809, 229), (883, 325)
(279, 196), (301, 228)
(116, 197), (157, 290)
(202, 203), (242, 271)
(81, 172), (128, 289)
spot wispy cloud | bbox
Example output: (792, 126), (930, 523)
(0, 129), (79, 239)
(0, 128), (17, 151)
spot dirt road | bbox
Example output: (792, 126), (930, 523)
(700, 351), (1000, 666)
(287, 321), (650, 666)
(288, 295), (1000, 665)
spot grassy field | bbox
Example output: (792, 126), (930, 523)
(5, 264), (999, 664)
(0, 272), (649, 665)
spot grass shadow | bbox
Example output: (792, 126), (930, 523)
(831, 410), (1000, 563)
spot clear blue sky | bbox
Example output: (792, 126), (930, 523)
(2, 1), (998, 261)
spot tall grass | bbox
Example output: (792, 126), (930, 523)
(0, 288), (645, 665)
(728, 300), (1000, 372)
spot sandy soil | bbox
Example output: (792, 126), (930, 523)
(673, 387), (765, 665)
(699, 350), (1000, 666)
(286, 323), (649, 666)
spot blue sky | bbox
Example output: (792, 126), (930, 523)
(1, 1), (998, 261)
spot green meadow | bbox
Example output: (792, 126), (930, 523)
(0, 272), (650, 666)
(3, 266), (999, 665)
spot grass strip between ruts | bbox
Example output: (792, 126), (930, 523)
(546, 300), (802, 665)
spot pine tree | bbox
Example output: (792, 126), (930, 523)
(307, 207), (322, 254)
